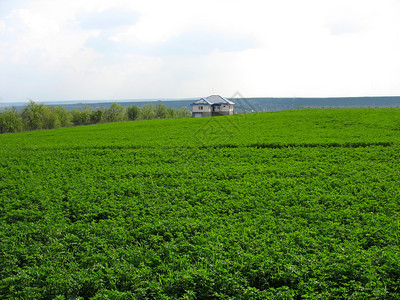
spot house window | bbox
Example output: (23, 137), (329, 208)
(200, 106), (203, 110)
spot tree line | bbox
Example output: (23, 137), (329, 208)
(0, 100), (192, 134)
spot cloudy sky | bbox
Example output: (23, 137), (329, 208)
(0, 0), (400, 102)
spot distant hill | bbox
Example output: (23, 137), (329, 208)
(2, 96), (400, 112)
(53, 100), (196, 111)
(230, 96), (400, 113)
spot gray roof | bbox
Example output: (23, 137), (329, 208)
(191, 95), (235, 105)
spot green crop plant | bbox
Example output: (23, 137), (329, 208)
(0, 109), (400, 299)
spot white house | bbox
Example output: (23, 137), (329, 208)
(191, 95), (235, 118)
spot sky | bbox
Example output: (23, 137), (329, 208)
(0, 0), (400, 102)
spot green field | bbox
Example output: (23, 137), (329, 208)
(1, 109), (400, 299)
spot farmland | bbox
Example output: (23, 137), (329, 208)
(1, 109), (400, 299)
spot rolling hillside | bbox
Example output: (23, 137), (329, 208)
(2, 96), (400, 113)
(1, 109), (400, 298)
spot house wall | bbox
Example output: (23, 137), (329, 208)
(219, 104), (234, 113)
(212, 104), (234, 116)
(192, 112), (212, 117)
(192, 105), (212, 113)
(191, 104), (234, 117)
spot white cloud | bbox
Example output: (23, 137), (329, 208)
(0, 20), (5, 34)
(76, 8), (139, 30)
(0, 20), (5, 61)
(1, 0), (400, 101)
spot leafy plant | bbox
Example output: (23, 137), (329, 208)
(1, 109), (400, 298)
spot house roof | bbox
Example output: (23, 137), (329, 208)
(191, 95), (235, 105)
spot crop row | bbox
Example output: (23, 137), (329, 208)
(1, 140), (400, 298)
(1, 108), (399, 151)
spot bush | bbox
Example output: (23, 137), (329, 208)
(127, 105), (140, 121)
(104, 103), (126, 122)
(0, 107), (23, 133)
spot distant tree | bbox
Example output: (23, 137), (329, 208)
(70, 109), (82, 126)
(104, 103), (126, 122)
(41, 106), (62, 129)
(139, 103), (156, 120)
(168, 108), (177, 119)
(70, 106), (91, 126)
(53, 106), (72, 127)
(175, 107), (191, 118)
(90, 109), (104, 124)
(80, 106), (92, 125)
(1, 101), (192, 134)
(21, 100), (45, 130)
(154, 103), (170, 119)
(126, 105), (140, 121)
(0, 107), (23, 133)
